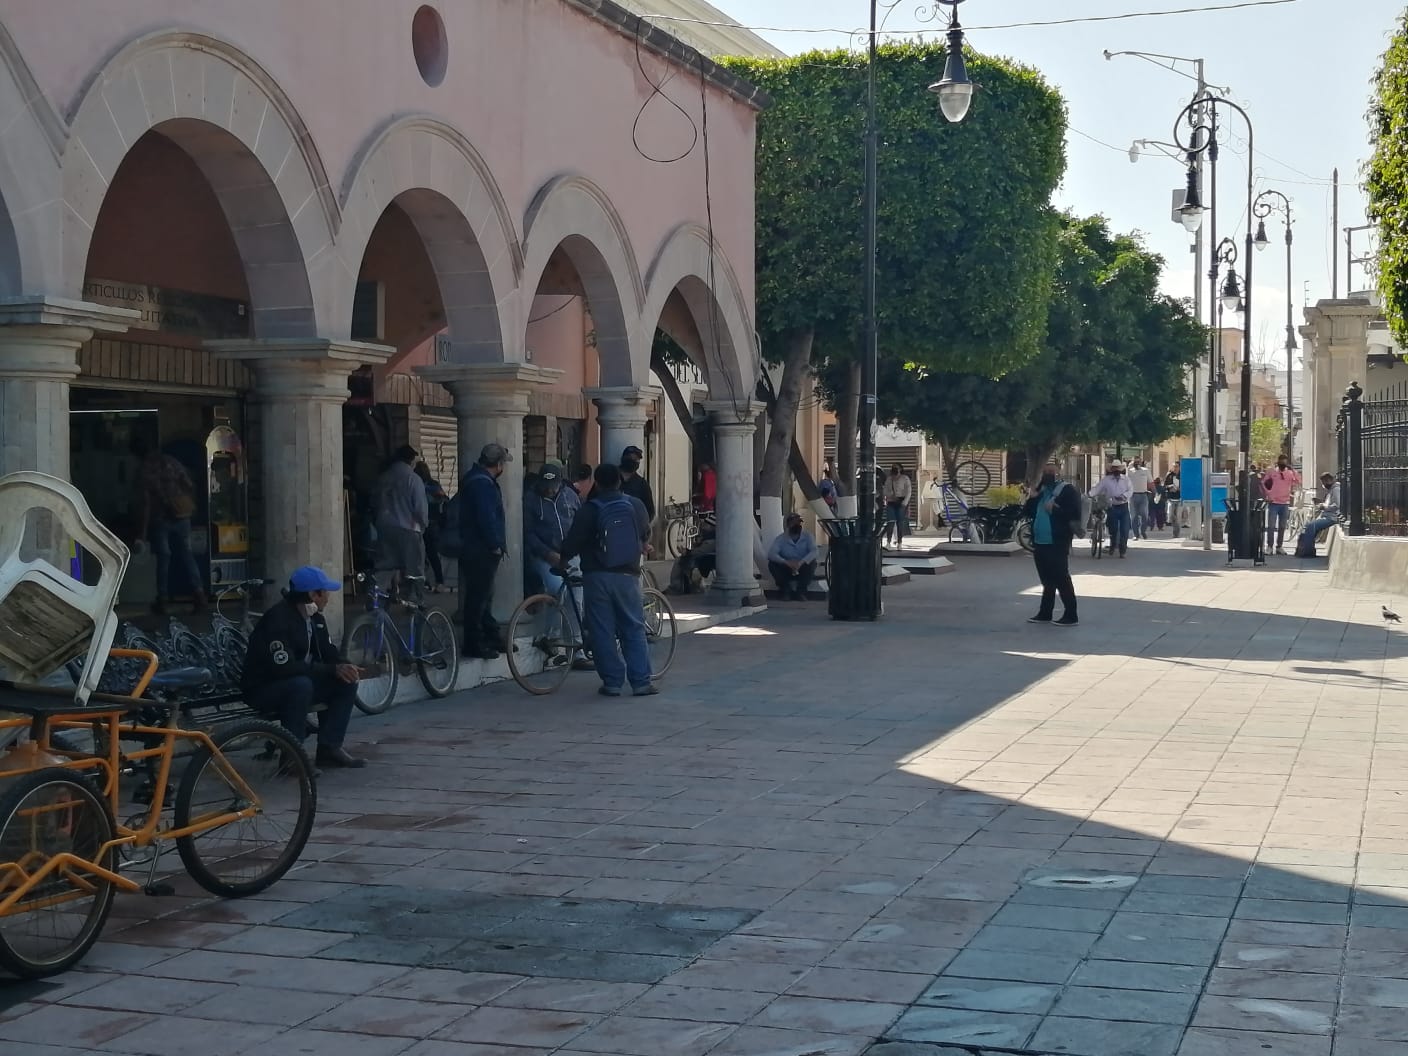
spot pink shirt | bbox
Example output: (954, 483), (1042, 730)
(1261, 467), (1300, 504)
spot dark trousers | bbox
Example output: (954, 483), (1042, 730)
(459, 551), (502, 651)
(768, 560), (816, 597)
(424, 526), (446, 586)
(1032, 543), (1077, 619)
(1106, 504), (1131, 554)
(248, 672), (355, 749)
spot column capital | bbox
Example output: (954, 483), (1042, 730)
(704, 399), (765, 432)
(419, 363), (563, 416)
(208, 338), (394, 400)
(0, 296), (138, 334)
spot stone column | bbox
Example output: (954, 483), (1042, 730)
(418, 364), (562, 623)
(0, 298), (136, 478)
(706, 400), (765, 607)
(210, 339), (392, 627)
(585, 386), (656, 468)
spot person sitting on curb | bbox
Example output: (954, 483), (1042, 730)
(242, 566), (366, 770)
(1295, 473), (1341, 558)
(767, 512), (818, 601)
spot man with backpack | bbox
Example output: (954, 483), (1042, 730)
(560, 463), (656, 697)
(449, 443), (511, 660)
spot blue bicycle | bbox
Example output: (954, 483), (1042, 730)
(341, 574), (459, 714)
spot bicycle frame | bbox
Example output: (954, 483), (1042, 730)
(0, 649), (266, 914)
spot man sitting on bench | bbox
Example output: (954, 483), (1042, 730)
(242, 565), (366, 769)
(768, 512), (818, 601)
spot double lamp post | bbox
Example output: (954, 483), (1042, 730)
(845, 0), (974, 620)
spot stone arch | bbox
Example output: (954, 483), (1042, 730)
(0, 20), (66, 294)
(338, 116), (521, 362)
(644, 223), (756, 401)
(522, 176), (644, 386)
(61, 31), (337, 337)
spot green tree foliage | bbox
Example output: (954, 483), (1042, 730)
(719, 43), (1066, 493)
(1250, 417), (1284, 466)
(1369, 10), (1408, 344)
(861, 214), (1205, 483)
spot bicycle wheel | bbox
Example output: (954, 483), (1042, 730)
(213, 624), (249, 687)
(666, 518), (691, 558)
(0, 768), (116, 978)
(414, 609), (460, 698)
(506, 594), (576, 695)
(1016, 518), (1034, 552)
(948, 519), (984, 544)
(642, 587), (678, 678)
(640, 566), (661, 593)
(953, 460), (992, 497)
(174, 719), (316, 898)
(343, 613), (399, 715)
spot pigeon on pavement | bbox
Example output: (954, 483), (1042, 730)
(1384, 606), (1402, 624)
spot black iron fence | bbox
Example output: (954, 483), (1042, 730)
(1338, 382), (1408, 536)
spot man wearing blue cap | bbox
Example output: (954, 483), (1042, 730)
(242, 565), (366, 768)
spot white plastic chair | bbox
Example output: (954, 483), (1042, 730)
(0, 472), (129, 705)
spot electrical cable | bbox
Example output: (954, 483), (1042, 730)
(527, 297), (581, 325)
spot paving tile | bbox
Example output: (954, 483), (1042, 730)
(1177, 1026), (1331, 1055)
(1234, 900), (1349, 925)
(707, 1025), (871, 1056)
(788, 967), (932, 1004)
(884, 1006), (1038, 1049)
(369, 970), (526, 1005)
(751, 995), (906, 1035)
(1068, 960), (1209, 994)
(232, 1030), (415, 1056)
(916, 978), (1060, 1015)
(941, 948), (1081, 985)
(1030, 1015), (1184, 1056)
(432, 1005), (601, 1048)
(62, 975), (233, 1015)
(179, 984), (347, 1027)
(304, 996), (469, 1037)
(623, 985), (774, 1023)
(566, 1014), (736, 1055)
(104, 1016), (286, 1056)
(1051, 984), (1198, 1024)
(1192, 994), (1334, 1034)
(1206, 969), (1341, 1004)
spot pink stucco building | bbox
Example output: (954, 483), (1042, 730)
(0, 0), (765, 619)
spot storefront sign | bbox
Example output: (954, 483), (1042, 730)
(82, 280), (250, 339)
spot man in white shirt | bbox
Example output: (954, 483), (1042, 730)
(882, 465), (913, 548)
(1295, 473), (1342, 557)
(922, 473), (943, 530)
(1090, 460), (1135, 558)
(1126, 457), (1153, 540)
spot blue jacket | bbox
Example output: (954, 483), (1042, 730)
(459, 464), (506, 553)
(560, 489), (650, 573)
(523, 487), (576, 561)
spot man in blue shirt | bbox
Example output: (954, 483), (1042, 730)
(767, 512), (819, 601)
(1023, 463), (1082, 626)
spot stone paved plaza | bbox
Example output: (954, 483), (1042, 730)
(3, 537), (1407, 1056)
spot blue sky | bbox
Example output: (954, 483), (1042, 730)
(699, 0), (1404, 368)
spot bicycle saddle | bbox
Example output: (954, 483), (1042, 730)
(147, 667), (213, 691)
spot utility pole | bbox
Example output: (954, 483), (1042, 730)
(1332, 168), (1339, 298)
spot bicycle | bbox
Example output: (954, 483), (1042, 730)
(663, 499), (716, 558)
(935, 483), (984, 543)
(506, 569), (678, 695)
(1088, 497), (1110, 559)
(207, 578), (273, 687)
(0, 649), (317, 978)
(341, 574), (460, 715)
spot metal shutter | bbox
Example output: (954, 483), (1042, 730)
(417, 413), (459, 494)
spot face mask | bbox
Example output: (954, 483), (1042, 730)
(789, 525), (802, 537)
(622, 458), (641, 473)
(1041, 472), (1057, 486)
(301, 602), (319, 618)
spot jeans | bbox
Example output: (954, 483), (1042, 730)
(459, 551), (502, 653)
(248, 672), (355, 749)
(1167, 499), (1181, 536)
(1130, 493), (1150, 539)
(1297, 516), (1339, 556)
(1265, 502), (1289, 549)
(885, 501), (908, 545)
(528, 556), (583, 642)
(582, 571), (651, 691)
(150, 517), (203, 599)
(1032, 543), (1076, 619)
(768, 559), (816, 598)
(1107, 504), (1131, 554)
(424, 525), (446, 586)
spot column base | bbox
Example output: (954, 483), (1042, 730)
(710, 581), (767, 608)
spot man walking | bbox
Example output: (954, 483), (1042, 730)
(561, 464), (655, 697)
(1090, 460), (1134, 558)
(132, 436), (207, 615)
(1127, 457), (1153, 540)
(1164, 466), (1182, 537)
(883, 465), (912, 548)
(375, 444), (429, 591)
(1024, 463), (1081, 626)
(1260, 455), (1301, 555)
(459, 443), (511, 660)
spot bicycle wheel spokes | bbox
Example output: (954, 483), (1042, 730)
(174, 720), (316, 897)
(344, 614), (399, 715)
(953, 459), (992, 497)
(642, 587), (678, 678)
(0, 769), (116, 978)
(507, 594), (575, 695)
(415, 609), (460, 698)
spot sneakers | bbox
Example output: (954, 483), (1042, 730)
(598, 686), (622, 697)
(632, 684), (661, 696)
(1027, 615), (1053, 624)
(315, 746), (366, 769)
(1055, 615), (1079, 627)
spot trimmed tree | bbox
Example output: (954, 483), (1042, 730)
(1369, 9), (1408, 343)
(719, 43), (1066, 538)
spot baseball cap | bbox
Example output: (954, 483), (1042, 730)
(539, 461), (564, 482)
(289, 566), (341, 593)
(479, 442), (513, 465)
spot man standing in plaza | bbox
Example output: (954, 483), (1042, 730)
(1164, 465), (1182, 537)
(560, 464), (655, 697)
(1090, 460), (1134, 558)
(459, 443), (511, 660)
(883, 464), (912, 548)
(1261, 454), (1301, 555)
(619, 445), (656, 522)
(375, 444), (429, 592)
(922, 472), (943, 530)
(1024, 463), (1080, 626)
(1127, 456), (1153, 540)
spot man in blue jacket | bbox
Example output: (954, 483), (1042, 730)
(459, 442), (511, 659)
(523, 461), (575, 597)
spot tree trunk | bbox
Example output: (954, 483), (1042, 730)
(650, 357), (696, 446)
(940, 441), (959, 484)
(835, 361), (860, 495)
(1024, 439), (1062, 488)
(757, 328), (814, 554)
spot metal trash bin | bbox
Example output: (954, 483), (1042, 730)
(822, 519), (883, 621)
(1224, 495), (1267, 564)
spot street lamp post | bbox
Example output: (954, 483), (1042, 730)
(850, 0), (972, 620)
(1253, 190), (1296, 459)
(1174, 93), (1258, 560)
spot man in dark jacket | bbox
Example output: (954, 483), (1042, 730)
(560, 463), (655, 697)
(523, 461), (576, 597)
(242, 565), (365, 768)
(1023, 463), (1081, 627)
(460, 442), (511, 659)
(619, 445), (655, 522)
